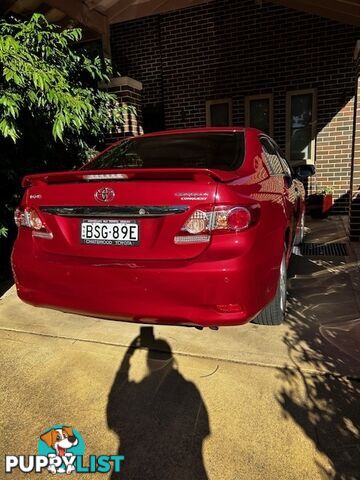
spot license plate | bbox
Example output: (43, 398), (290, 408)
(81, 219), (139, 246)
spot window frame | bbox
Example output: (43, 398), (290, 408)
(276, 149), (292, 177)
(260, 135), (284, 176)
(286, 88), (317, 165)
(245, 93), (274, 136)
(205, 98), (233, 127)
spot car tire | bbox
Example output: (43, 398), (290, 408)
(294, 211), (305, 246)
(251, 252), (287, 326)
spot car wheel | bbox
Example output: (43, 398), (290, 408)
(251, 252), (287, 326)
(294, 211), (305, 246)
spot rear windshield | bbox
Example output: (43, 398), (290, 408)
(85, 132), (245, 171)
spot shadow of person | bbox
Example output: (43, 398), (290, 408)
(107, 327), (210, 480)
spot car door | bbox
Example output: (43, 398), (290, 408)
(272, 141), (303, 218)
(273, 140), (304, 244)
(260, 136), (298, 240)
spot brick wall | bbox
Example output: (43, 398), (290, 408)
(111, 16), (162, 107)
(316, 97), (354, 212)
(103, 77), (144, 144)
(110, 0), (358, 212)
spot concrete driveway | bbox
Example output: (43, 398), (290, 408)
(1, 216), (359, 479)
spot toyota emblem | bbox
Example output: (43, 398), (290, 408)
(95, 187), (115, 203)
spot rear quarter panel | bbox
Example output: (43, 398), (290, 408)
(215, 129), (292, 308)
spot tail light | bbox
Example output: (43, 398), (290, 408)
(14, 207), (53, 239)
(175, 204), (260, 244)
(14, 208), (24, 228)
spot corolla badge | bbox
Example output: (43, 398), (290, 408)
(95, 187), (115, 203)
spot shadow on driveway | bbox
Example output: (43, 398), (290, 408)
(277, 250), (360, 479)
(107, 327), (210, 480)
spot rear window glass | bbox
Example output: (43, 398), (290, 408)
(85, 132), (245, 171)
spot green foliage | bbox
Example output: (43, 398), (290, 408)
(0, 13), (129, 144)
(316, 187), (333, 195)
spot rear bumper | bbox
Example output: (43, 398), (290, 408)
(11, 245), (276, 327)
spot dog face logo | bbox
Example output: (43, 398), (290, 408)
(38, 425), (84, 474)
(40, 426), (78, 457)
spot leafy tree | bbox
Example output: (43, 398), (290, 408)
(0, 13), (128, 144)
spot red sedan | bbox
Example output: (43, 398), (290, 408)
(11, 128), (313, 327)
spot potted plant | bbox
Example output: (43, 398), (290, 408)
(306, 187), (333, 219)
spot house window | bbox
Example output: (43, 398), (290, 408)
(245, 94), (273, 136)
(206, 99), (232, 126)
(286, 89), (317, 165)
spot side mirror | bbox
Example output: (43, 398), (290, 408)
(294, 164), (315, 180)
